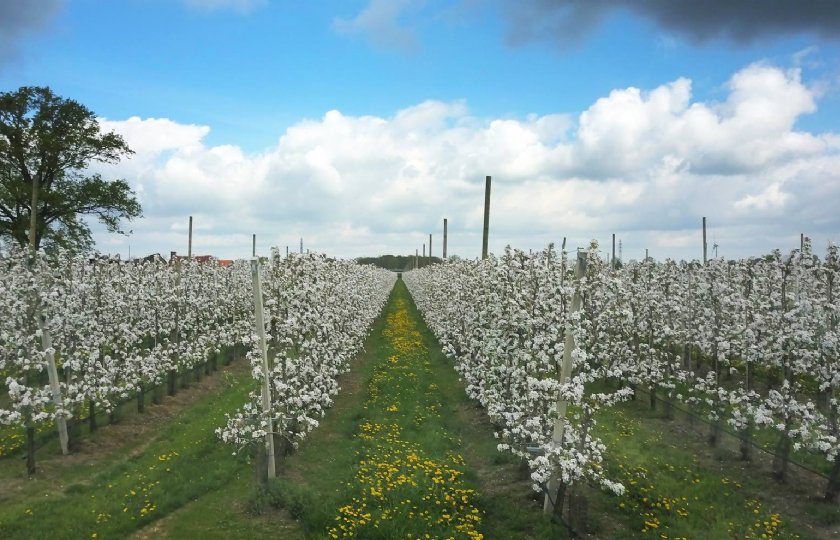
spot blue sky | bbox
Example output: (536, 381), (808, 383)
(2, 0), (840, 261)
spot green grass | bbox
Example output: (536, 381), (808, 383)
(0, 358), (266, 540)
(586, 395), (829, 539)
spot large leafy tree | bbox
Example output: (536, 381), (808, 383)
(0, 86), (141, 253)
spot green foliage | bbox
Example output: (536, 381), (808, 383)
(356, 254), (443, 270)
(0, 86), (141, 253)
(0, 362), (257, 539)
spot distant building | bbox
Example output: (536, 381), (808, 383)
(168, 251), (232, 266)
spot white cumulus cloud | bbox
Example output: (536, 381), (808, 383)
(90, 63), (840, 262)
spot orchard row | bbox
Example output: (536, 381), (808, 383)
(404, 240), (840, 506)
(0, 248), (395, 472)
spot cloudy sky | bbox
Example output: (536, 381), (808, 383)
(2, 0), (840, 261)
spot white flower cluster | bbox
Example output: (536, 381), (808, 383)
(216, 251), (395, 452)
(0, 247), (255, 430)
(405, 245), (630, 496)
(405, 239), (840, 494)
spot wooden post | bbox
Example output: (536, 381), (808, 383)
(423, 243), (425, 259)
(252, 234), (256, 257)
(801, 233), (804, 252)
(645, 248), (649, 261)
(482, 175), (491, 259)
(300, 238), (303, 254)
(188, 216), (193, 258)
(429, 234), (433, 265)
(251, 258), (276, 480)
(415, 249), (418, 270)
(443, 218), (448, 259)
(37, 303), (69, 455)
(702, 217), (708, 264)
(544, 249), (587, 514)
(611, 233), (616, 270)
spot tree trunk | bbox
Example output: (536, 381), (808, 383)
(740, 423), (753, 461)
(255, 443), (268, 486)
(551, 481), (567, 517)
(67, 409), (81, 452)
(772, 431), (791, 482)
(89, 400), (97, 433)
(649, 386), (657, 410)
(708, 416), (721, 447)
(137, 385), (145, 413)
(26, 425), (36, 475)
(167, 369), (177, 396)
(273, 433), (286, 471)
(825, 456), (840, 502)
(569, 488), (589, 537)
(518, 458), (530, 481)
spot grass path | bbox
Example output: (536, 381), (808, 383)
(238, 278), (564, 539)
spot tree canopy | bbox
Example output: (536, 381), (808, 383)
(0, 86), (141, 253)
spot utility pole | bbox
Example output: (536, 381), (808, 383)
(188, 216), (193, 258)
(482, 176), (491, 259)
(443, 218), (448, 259)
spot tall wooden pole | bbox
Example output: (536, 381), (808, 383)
(429, 234), (433, 265)
(252, 234), (256, 257)
(443, 218), (448, 259)
(188, 216), (193, 258)
(482, 175), (491, 259)
(801, 233), (804, 252)
(300, 238), (303, 254)
(544, 249), (587, 514)
(611, 233), (616, 270)
(702, 217), (708, 264)
(251, 258), (276, 480)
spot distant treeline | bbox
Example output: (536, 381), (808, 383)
(356, 255), (444, 270)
